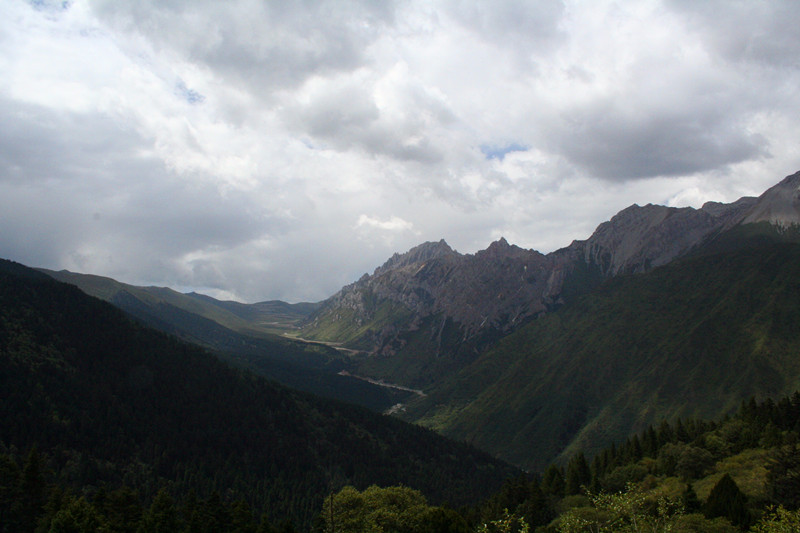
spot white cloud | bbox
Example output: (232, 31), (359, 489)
(357, 214), (415, 233)
(0, 0), (799, 302)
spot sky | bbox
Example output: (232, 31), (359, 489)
(2, 0), (799, 303)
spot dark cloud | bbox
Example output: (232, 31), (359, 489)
(0, 101), (153, 187)
(91, 0), (398, 94)
(669, 0), (800, 68)
(0, 97), (270, 292)
(554, 101), (768, 180)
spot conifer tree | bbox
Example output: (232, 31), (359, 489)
(704, 474), (750, 529)
(680, 484), (701, 513)
(0, 453), (21, 532)
(657, 419), (674, 446)
(19, 447), (46, 532)
(766, 444), (800, 510)
(541, 465), (565, 498)
(564, 453), (590, 495)
(642, 426), (659, 458)
(629, 435), (643, 461)
(139, 489), (182, 533)
(675, 418), (690, 443)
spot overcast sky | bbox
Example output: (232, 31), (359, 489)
(2, 0), (799, 302)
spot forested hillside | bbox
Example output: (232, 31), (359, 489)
(40, 268), (409, 412)
(471, 392), (800, 532)
(311, 394), (800, 533)
(0, 259), (518, 530)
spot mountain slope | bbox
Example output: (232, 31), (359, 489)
(39, 269), (316, 335)
(38, 269), (405, 411)
(403, 238), (800, 470)
(0, 258), (518, 527)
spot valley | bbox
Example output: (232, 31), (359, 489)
(8, 170), (800, 531)
(37, 170), (800, 472)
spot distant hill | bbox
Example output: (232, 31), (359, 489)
(38, 269), (317, 335)
(0, 258), (519, 528)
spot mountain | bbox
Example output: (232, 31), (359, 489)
(300, 171), (800, 390)
(299, 237), (569, 388)
(38, 269), (317, 335)
(299, 170), (800, 470)
(38, 269), (407, 412)
(0, 258), (519, 528)
(402, 239), (800, 470)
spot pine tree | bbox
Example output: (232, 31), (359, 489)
(564, 453), (590, 495)
(675, 418), (690, 443)
(19, 447), (46, 532)
(0, 453), (21, 532)
(541, 465), (565, 498)
(680, 484), (701, 513)
(139, 489), (182, 533)
(642, 426), (659, 458)
(657, 419), (674, 446)
(766, 444), (800, 510)
(629, 435), (643, 461)
(704, 474), (750, 529)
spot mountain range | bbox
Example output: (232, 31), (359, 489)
(31, 170), (800, 473)
(300, 172), (800, 373)
(297, 170), (800, 468)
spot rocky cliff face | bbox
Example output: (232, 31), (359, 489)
(311, 237), (556, 342)
(743, 170), (800, 228)
(562, 196), (758, 277)
(303, 171), (800, 361)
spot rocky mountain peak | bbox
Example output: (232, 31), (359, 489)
(700, 196), (757, 218)
(374, 239), (458, 276)
(742, 170), (800, 228)
(304, 170), (800, 369)
(477, 237), (535, 260)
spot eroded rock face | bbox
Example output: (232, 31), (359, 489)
(306, 171), (800, 357)
(743, 170), (800, 228)
(563, 195), (758, 277)
(315, 237), (555, 341)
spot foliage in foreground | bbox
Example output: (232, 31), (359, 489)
(318, 485), (470, 533)
(462, 392), (800, 533)
(556, 484), (684, 533)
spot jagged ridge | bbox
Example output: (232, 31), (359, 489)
(301, 170), (800, 385)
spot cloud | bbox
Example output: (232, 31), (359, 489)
(89, 0), (397, 94)
(669, 0), (800, 68)
(357, 215), (415, 233)
(1, 0), (799, 303)
(553, 99), (769, 180)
